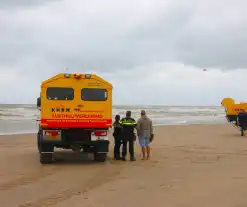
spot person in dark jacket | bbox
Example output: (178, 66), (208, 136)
(113, 114), (123, 160)
(120, 111), (137, 161)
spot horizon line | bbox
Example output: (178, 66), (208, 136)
(0, 103), (222, 107)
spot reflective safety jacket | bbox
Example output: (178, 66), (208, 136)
(120, 117), (137, 140)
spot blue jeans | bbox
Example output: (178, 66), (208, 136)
(139, 136), (150, 147)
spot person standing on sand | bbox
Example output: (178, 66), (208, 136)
(137, 110), (154, 160)
(112, 114), (122, 160)
(120, 111), (137, 161)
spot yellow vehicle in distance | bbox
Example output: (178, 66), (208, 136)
(36, 73), (113, 164)
(221, 98), (247, 136)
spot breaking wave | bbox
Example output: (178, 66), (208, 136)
(0, 104), (226, 125)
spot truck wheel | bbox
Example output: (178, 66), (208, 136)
(40, 153), (53, 164)
(37, 134), (41, 153)
(94, 153), (107, 162)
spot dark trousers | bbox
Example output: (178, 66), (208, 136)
(122, 140), (134, 158)
(114, 138), (122, 159)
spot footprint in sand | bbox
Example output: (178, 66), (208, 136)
(107, 189), (116, 192)
(159, 183), (173, 188)
(119, 176), (128, 180)
(136, 185), (146, 190)
(231, 176), (245, 180)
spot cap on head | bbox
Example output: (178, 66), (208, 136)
(141, 110), (146, 115)
(126, 111), (131, 117)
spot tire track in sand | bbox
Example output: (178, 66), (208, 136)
(0, 166), (60, 191)
(18, 160), (123, 207)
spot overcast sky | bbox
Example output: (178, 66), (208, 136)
(0, 0), (247, 105)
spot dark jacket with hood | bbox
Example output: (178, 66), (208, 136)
(113, 121), (122, 139)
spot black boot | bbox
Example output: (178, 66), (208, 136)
(115, 155), (121, 160)
(130, 156), (136, 161)
(122, 156), (126, 161)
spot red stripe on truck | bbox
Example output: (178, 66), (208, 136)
(40, 118), (112, 128)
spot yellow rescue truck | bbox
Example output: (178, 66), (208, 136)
(221, 98), (247, 136)
(36, 73), (112, 164)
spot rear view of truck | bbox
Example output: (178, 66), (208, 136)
(36, 73), (112, 164)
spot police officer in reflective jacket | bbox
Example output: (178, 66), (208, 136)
(120, 111), (137, 161)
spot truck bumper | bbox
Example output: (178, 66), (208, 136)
(38, 134), (110, 153)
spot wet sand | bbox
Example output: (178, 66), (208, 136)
(1, 124), (247, 207)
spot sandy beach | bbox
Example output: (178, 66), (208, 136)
(1, 124), (247, 207)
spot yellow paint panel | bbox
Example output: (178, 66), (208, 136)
(221, 98), (247, 115)
(39, 73), (113, 127)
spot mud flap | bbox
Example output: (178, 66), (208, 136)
(94, 141), (109, 153)
(39, 135), (54, 153)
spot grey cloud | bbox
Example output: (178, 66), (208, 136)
(0, 0), (247, 77)
(125, 1), (247, 70)
(0, 0), (60, 9)
(175, 22), (247, 69)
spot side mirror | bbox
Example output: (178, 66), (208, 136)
(37, 97), (41, 107)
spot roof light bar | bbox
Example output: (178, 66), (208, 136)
(74, 73), (81, 79)
(64, 73), (70, 78)
(85, 74), (91, 79)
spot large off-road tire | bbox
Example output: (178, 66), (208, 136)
(37, 133), (42, 153)
(94, 153), (107, 162)
(40, 153), (53, 164)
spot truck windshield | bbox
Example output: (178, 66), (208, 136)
(81, 88), (107, 101)
(46, 87), (74, 100)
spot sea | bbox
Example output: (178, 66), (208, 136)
(0, 104), (227, 135)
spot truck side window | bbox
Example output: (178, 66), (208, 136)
(81, 88), (107, 101)
(46, 87), (74, 100)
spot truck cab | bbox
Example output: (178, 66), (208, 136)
(37, 73), (112, 164)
